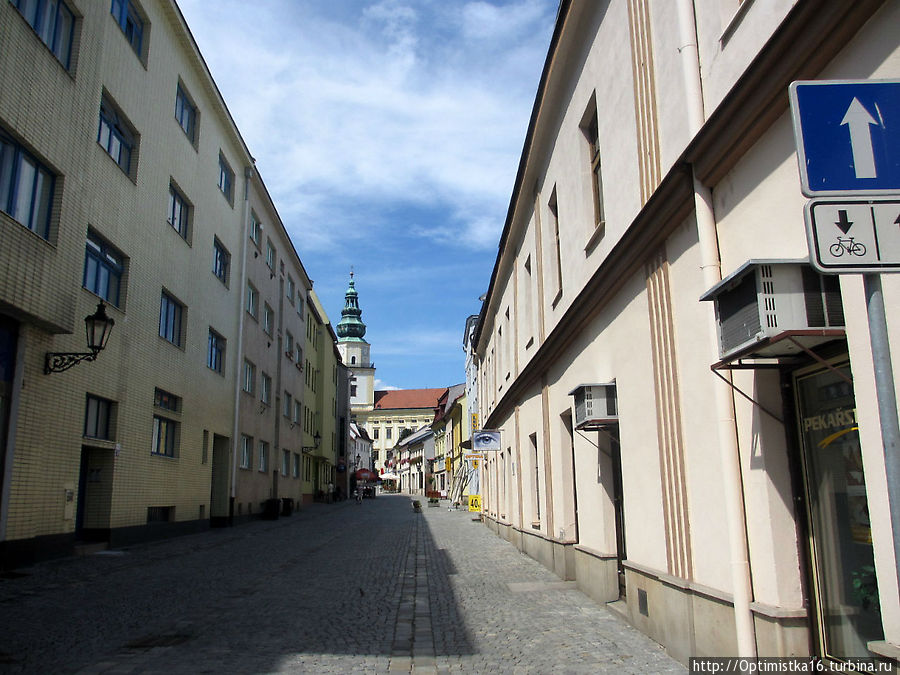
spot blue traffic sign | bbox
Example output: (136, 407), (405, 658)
(790, 80), (900, 196)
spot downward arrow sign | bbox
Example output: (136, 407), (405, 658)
(841, 97), (878, 179)
(835, 210), (853, 234)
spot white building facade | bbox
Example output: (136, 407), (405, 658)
(475, 0), (900, 667)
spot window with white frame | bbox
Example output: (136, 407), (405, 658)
(249, 211), (261, 246)
(98, 93), (137, 177)
(292, 453), (300, 478)
(1, 129), (55, 241)
(283, 391), (292, 419)
(243, 359), (255, 394)
(11, 0), (75, 68)
(265, 239), (275, 269)
(282, 450), (290, 476)
(217, 153), (234, 204)
(167, 182), (190, 241)
(286, 276), (295, 304)
(240, 435), (252, 469)
(261, 372), (272, 405)
(258, 440), (269, 472)
(285, 332), (294, 360)
(263, 303), (274, 335)
(246, 283), (258, 319)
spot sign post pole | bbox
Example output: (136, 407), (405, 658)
(864, 273), (900, 591)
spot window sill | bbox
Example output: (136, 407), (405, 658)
(551, 288), (563, 309)
(82, 437), (118, 451)
(584, 221), (606, 255)
(720, 0), (755, 46)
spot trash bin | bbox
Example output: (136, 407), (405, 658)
(263, 498), (280, 520)
(281, 497), (294, 516)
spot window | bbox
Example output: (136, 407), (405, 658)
(153, 387), (180, 412)
(167, 182), (190, 241)
(110, 0), (144, 58)
(283, 391), (292, 419)
(285, 332), (294, 359)
(282, 450), (290, 476)
(242, 359), (255, 394)
(261, 372), (272, 405)
(159, 291), (184, 346)
(98, 93), (137, 176)
(286, 276), (295, 304)
(292, 453), (300, 478)
(207, 329), (225, 374)
(295, 344), (302, 365)
(386, 427), (392, 440)
(351, 384), (357, 397)
(11, 0), (74, 68)
(297, 295), (304, 317)
(265, 239), (275, 269)
(246, 283), (258, 319)
(581, 99), (605, 231)
(293, 400), (301, 425)
(84, 395), (113, 440)
(548, 187), (562, 302)
(249, 211), (261, 246)
(213, 238), (230, 285)
(174, 83), (197, 143)
(0, 128), (54, 238)
(263, 304), (274, 336)
(258, 440), (269, 473)
(240, 435), (252, 469)
(84, 230), (124, 307)
(218, 153), (234, 204)
(151, 415), (177, 457)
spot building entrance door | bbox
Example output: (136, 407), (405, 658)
(609, 428), (627, 599)
(794, 361), (883, 659)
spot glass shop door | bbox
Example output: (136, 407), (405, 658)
(794, 361), (883, 660)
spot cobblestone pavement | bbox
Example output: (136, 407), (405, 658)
(0, 495), (686, 674)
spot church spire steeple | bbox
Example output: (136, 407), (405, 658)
(336, 270), (367, 341)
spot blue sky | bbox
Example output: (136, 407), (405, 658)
(177, 0), (556, 390)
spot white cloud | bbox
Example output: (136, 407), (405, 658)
(178, 0), (554, 254)
(374, 379), (400, 391)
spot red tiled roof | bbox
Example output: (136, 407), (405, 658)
(373, 388), (446, 410)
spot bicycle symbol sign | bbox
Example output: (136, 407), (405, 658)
(804, 199), (900, 274)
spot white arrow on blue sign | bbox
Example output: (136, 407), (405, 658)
(790, 79), (900, 197)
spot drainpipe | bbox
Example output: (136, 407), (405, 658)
(676, 0), (757, 657)
(230, 163), (254, 509)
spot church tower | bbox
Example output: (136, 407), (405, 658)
(336, 272), (375, 410)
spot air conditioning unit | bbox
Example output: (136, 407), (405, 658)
(700, 260), (845, 361)
(569, 382), (617, 430)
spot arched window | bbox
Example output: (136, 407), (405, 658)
(351, 356), (357, 364)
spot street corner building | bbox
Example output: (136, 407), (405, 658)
(471, 0), (900, 668)
(0, 0), (348, 568)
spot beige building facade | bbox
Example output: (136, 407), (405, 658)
(0, 0), (343, 566)
(475, 0), (899, 668)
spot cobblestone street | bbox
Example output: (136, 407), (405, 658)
(0, 495), (685, 674)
